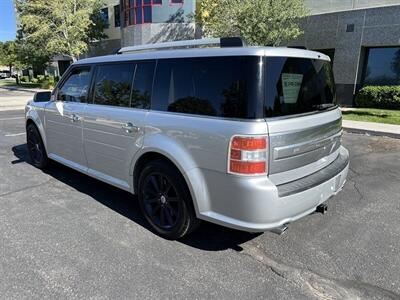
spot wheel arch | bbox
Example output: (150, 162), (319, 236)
(26, 109), (47, 151)
(131, 147), (209, 217)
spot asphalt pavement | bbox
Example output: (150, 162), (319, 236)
(0, 109), (399, 299)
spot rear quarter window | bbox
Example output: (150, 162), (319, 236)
(152, 57), (263, 119)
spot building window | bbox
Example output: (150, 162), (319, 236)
(100, 7), (109, 29)
(170, 0), (183, 4)
(114, 5), (121, 27)
(362, 47), (400, 86)
(123, 0), (156, 26)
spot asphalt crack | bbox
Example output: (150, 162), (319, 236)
(347, 168), (365, 203)
(0, 179), (53, 198)
(346, 177), (364, 203)
(240, 243), (399, 300)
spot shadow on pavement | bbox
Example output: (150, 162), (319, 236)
(12, 143), (260, 251)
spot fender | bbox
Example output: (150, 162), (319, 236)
(25, 101), (48, 151)
(129, 133), (211, 216)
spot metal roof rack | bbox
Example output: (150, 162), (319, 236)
(117, 37), (246, 55)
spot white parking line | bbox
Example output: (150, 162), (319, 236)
(5, 132), (26, 137)
(0, 117), (24, 121)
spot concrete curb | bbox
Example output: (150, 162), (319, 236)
(343, 126), (400, 139)
(342, 120), (400, 139)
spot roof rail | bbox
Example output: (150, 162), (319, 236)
(117, 37), (246, 54)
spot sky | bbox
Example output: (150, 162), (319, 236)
(0, 0), (17, 42)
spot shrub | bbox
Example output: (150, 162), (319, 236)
(40, 80), (55, 90)
(20, 76), (29, 83)
(47, 75), (56, 84)
(31, 78), (38, 83)
(355, 86), (400, 109)
(37, 75), (45, 82)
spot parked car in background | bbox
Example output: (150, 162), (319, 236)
(25, 38), (349, 240)
(0, 70), (11, 79)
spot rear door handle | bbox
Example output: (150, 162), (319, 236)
(69, 114), (81, 122)
(122, 122), (139, 133)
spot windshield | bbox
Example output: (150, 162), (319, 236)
(264, 57), (336, 118)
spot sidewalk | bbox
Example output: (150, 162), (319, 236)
(0, 86), (37, 111)
(342, 120), (400, 139)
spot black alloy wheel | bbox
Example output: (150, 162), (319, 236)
(26, 123), (48, 169)
(138, 160), (200, 239)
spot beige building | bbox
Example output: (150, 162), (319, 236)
(87, 0), (122, 57)
(45, 0), (122, 75)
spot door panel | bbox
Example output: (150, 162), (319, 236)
(45, 101), (87, 169)
(82, 61), (154, 189)
(83, 105), (146, 187)
(45, 66), (92, 170)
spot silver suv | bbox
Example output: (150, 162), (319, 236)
(25, 38), (349, 239)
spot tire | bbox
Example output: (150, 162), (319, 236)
(138, 159), (200, 240)
(26, 123), (49, 169)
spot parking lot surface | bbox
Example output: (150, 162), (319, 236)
(0, 109), (399, 299)
(0, 85), (39, 111)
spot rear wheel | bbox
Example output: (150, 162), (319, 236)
(26, 123), (49, 169)
(138, 160), (200, 239)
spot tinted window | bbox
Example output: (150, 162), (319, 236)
(265, 57), (336, 118)
(363, 47), (400, 86)
(131, 62), (155, 109)
(114, 5), (121, 27)
(152, 57), (263, 118)
(100, 7), (109, 28)
(93, 64), (134, 107)
(57, 68), (91, 102)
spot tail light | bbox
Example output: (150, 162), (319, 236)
(228, 135), (268, 175)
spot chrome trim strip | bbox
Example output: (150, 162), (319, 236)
(277, 151), (349, 197)
(274, 131), (342, 160)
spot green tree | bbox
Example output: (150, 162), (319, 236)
(15, 0), (107, 62)
(197, 0), (309, 46)
(0, 41), (25, 73)
(15, 27), (51, 75)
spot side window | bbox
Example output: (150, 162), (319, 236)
(152, 59), (198, 114)
(193, 58), (248, 118)
(93, 63), (134, 107)
(131, 61), (155, 109)
(152, 57), (260, 118)
(57, 68), (91, 103)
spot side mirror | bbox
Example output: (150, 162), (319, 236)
(33, 91), (52, 102)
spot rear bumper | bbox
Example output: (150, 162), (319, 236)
(195, 146), (349, 232)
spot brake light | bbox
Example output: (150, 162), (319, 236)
(228, 136), (268, 175)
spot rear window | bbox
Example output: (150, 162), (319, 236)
(152, 57), (263, 119)
(265, 57), (336, 118)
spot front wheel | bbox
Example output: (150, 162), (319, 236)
(26, 123), (49, 169)
(138, 160), (200, 239)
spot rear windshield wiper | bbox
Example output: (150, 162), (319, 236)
(312, 103), (336, 111)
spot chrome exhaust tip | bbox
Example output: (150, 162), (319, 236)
(270, 225), (288, 235)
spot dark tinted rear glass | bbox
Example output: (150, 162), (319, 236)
(93, 63), (134, 107)
(131, 61), (155, 109)
(265, 57), (336, 117)
(152, 57), (263, 119)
